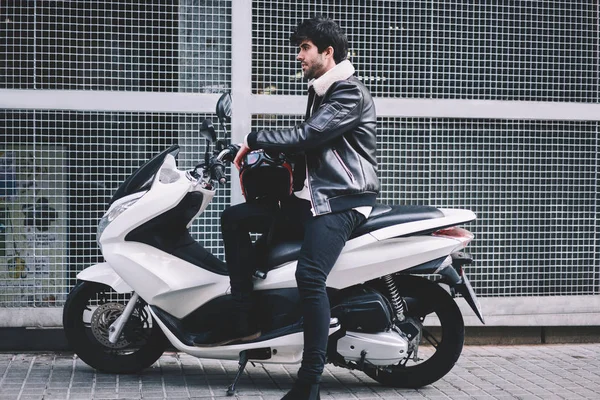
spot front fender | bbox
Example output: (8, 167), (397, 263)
(77, 262), (133, 293)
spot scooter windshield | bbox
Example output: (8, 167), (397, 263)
(109, 145), (180, 206)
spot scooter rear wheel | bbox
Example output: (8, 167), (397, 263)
(63, 281), (168, 374)
(364, 275), (464, 388)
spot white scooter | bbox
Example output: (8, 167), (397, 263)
(63, 93), (484, 394)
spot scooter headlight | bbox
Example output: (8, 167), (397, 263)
(97, 198), (141, 244)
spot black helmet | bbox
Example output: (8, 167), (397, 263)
(239, 150), (293, 202)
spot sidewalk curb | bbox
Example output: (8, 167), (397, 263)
(1, 326), (598, 352)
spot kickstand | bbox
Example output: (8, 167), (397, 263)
(226, 350), (249, 396)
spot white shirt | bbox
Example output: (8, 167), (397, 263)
(294, 178), (372, 218)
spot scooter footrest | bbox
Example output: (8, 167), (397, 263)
(253, 270), (267, 279)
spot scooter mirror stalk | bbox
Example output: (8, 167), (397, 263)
(199, 119), (216, 166)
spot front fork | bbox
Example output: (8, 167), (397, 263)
(108, 292), (139, 344)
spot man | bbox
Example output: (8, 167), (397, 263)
(229, 16), (379, 399)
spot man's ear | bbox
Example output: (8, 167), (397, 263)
(324, 46), (334, 59)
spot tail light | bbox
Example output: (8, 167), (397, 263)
(433, 227), (474, 247)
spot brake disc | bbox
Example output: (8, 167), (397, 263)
(90, 302), (130, 349)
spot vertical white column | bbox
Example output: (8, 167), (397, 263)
(230, 0), (254, 205)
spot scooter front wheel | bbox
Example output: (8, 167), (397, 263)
(63, 281), (168, 374)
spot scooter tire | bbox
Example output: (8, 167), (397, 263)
(63, 281), (168, 374)
(364, 275), (464, 388)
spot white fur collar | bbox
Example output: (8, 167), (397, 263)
(308, 60), (355, 96)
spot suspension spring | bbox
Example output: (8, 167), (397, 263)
(383, 274), (405, 321)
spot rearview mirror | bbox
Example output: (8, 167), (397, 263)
(199, 119), (217, 143)
(216, 92), (232, 122)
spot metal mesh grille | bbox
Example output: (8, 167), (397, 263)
(430, 119), (598, 296)
(253, 115), (600, 297)
(0, 1), (231, 92)
(1, 0), (599, 315)
(0, 110), (228, 307)
(252, 0), (598, 101)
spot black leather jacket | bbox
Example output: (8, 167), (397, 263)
(247, 75), (379, 215)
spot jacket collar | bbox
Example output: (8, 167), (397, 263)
(308, 60), (355, 97)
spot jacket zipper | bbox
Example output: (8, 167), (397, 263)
(332, 149), (355, 182)
(305, 155), (316, 215)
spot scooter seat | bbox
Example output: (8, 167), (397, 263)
(263, 240), (304, 270)
(350, 204), (444, 239)
(262, 204), (444, 271)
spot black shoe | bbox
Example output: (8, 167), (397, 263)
(281, 381), (320, 400)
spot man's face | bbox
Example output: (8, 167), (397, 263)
(297, 40), (328, 80)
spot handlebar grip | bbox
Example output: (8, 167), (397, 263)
(212, 163), (227, 185)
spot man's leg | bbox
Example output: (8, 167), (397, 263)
(219, 200), (278, 341)
(292, 210), (366, 385)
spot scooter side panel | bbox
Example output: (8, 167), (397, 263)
(103, 242), (230, 319)
(76, 262), (133, 293)
(328, 235), (461, 288)
(149, 307), (340, 364)
(254, 235), (461, 291)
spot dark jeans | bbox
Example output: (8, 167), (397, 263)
(221, 196), (310, 307)
(295, 207), (365, 383)
(221, 196), (366, 384)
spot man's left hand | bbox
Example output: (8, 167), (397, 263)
(233, 143), (251, 170)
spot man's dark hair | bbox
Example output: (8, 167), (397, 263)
(290, 16), (348, 64)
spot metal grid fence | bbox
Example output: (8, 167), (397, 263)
(252, 0), (598, 101)
(0, 109), (230, 307)
(252, 115), (599, 297)
(1, 0), (231, 92)
(1, 1), (599, 311)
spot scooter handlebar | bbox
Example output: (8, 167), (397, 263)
(211, 162), (227, 185)
(217, 145), (239, 163)
(211, 145), (242, 185)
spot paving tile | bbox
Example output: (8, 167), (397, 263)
(1, 344), (600, 399)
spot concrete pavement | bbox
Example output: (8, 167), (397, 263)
(1, 344), (599, 399)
